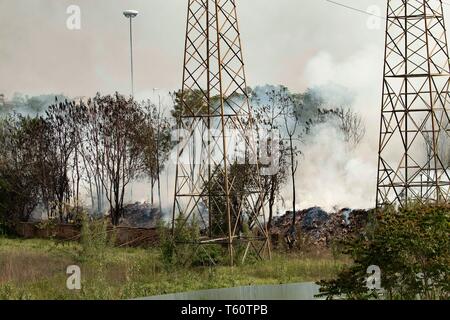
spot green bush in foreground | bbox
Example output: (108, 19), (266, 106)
(317, 203), (450, 300)
(158, 214), (227, 268)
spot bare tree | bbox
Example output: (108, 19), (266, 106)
(253, 88), (289, 232)
(283, 100), (301, 249)
(318, 107), (366, 148)
(72, 100), (105, 216)
(81, 93), (146, 225)
(140, 100), (172, 209)
(45, 100), (78, 221)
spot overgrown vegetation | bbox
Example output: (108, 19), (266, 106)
(317, 204), (449, 300)
(0, 235), (345, 300)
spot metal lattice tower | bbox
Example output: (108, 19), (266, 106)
(377, 0), (450, 207)
(172, 0), (270, 265)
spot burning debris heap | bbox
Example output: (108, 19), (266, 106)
(113, 203), (370, 246)
(271, 207), (370, 248)
(118, 202), (161, 229)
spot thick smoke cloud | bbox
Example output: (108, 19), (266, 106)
(289, 44), (383, 210)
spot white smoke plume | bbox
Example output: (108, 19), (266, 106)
(280, 44), (383, 211)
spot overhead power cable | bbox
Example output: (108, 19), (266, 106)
(325, 0), (386, 20)
(326, 0), (450, 19)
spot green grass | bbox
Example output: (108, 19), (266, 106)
(0, 237), (348, 300)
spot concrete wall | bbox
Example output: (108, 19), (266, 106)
(14, 222), (159, 247)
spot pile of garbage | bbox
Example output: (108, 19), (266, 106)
(118, 202), (161, 229)
(270, 207), (371, 248)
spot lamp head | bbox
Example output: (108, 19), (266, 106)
(123, 10), (139, 18)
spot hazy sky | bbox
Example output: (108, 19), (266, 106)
(0, 0), (393, 99)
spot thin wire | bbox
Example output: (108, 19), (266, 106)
(326, 0), (450, 16)
(324, 0), (386, 20)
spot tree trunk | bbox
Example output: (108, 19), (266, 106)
(287, 134), (297, 249)
(290, 135), (296, 226)
(267, 177), (276, 232)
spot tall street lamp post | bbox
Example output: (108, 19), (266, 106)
(123, 10), (139, 97)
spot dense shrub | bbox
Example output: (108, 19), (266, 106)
(158, 214), (227, 268)
(317, 204), (449, 300)
(79, 215), (113, 262)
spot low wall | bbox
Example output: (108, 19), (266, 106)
(14, 222), (159, 248)
(113, 226), (159, 247)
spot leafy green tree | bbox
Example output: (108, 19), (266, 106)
(0, 115), (49, 223)
(171, 89), (221, 124)
(317, 204), (449, 300)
